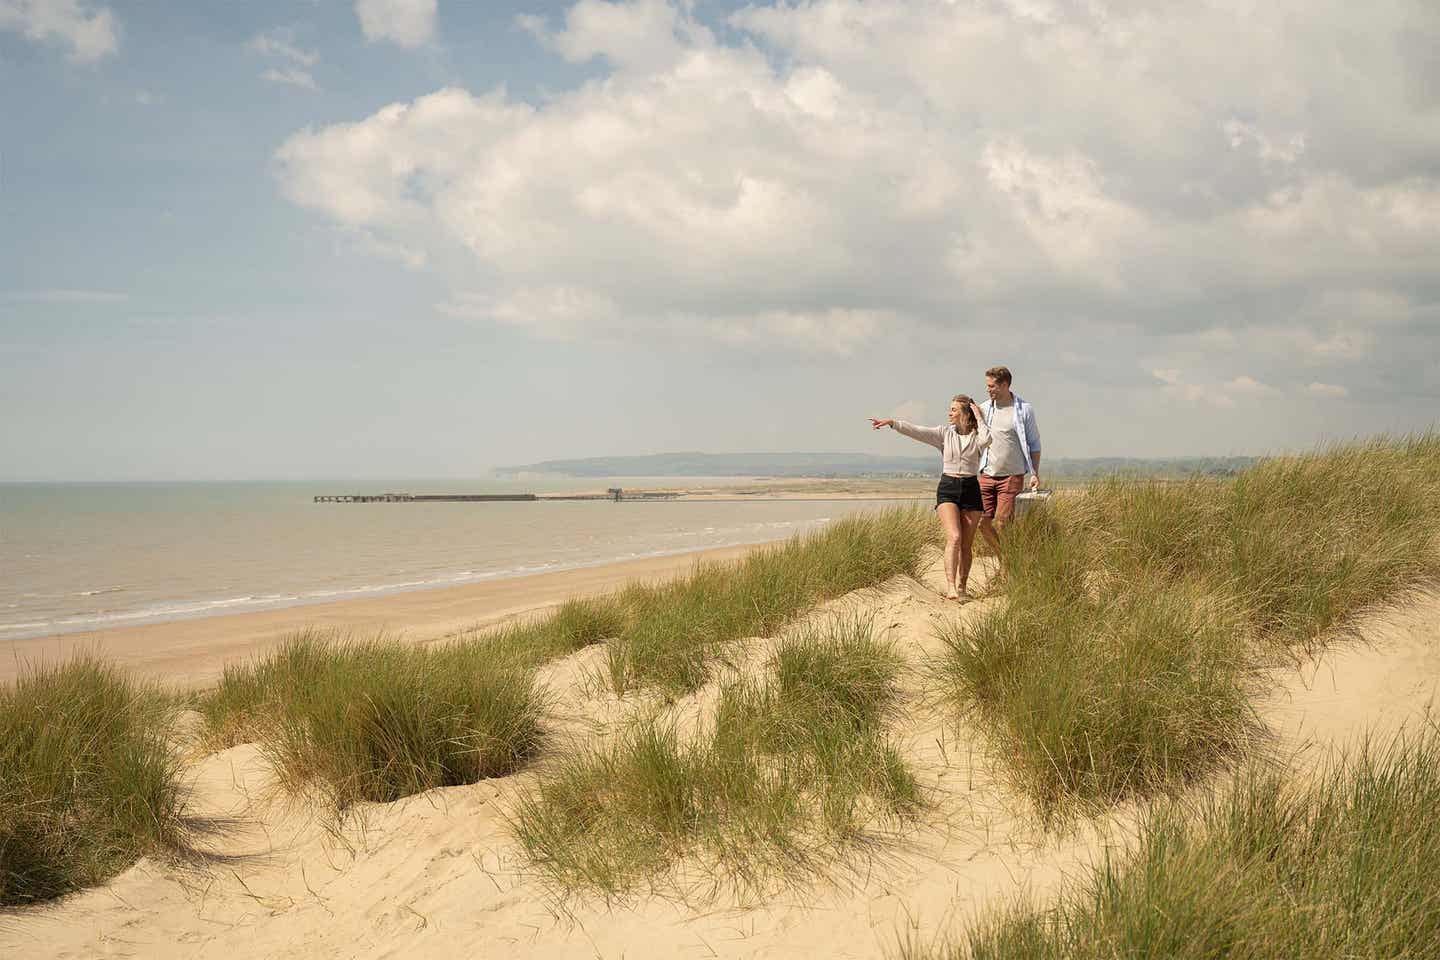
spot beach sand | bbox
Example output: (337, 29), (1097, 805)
(2, 546), (1438, 958)
(0, 542), (767, 689)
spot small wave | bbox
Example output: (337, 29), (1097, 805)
(4, 595), (306, 634)
(77, 587), (126, 597)
(0, 621), (53, 632)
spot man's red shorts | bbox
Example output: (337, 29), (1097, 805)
(979, 474), (1025, 521)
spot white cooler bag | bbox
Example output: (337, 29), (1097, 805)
(1013, 490), (1053, 518)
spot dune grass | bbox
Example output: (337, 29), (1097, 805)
(1, 658), (188, 905)
(511, 614), (922, 895)
(935, 434), (1440, 816)
(905, 727), (1440, 959)
(481, 596), (628, 668)
(602, 508), (937, 695)
(197, 631), (545, 809)
(193, 508), (934, 813)
(198, 597), (617, 753)
(1081, 434), (1440, 647)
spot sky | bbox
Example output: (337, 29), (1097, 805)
(1, 0), (1437, 481)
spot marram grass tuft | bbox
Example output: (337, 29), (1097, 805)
(198, 631), (546, 809)
(1, 657), (188, 905)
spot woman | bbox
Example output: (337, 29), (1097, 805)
(870, 396), (990, 600)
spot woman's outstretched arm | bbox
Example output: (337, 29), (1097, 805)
(870, 417), (944, 450)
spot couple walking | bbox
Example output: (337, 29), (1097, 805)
(870, 365), (1041, 601)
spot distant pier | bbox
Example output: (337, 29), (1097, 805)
(313, 488), (677, 504)
(313, 493), (538, 503)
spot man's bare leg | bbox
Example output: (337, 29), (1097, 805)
(978, 515), (1005, 589)
(979, 515), (1003, 556)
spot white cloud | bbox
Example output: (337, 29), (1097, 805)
(531, 0), (693, 71)
(440, 286), (890, 354)
(442, 285), (620, 339)
(273, 0), (1440, 360)
(0, 0), (117, 62)
(977, 137), (1147, 291)
(355, 0), (436, 48)
(2, 288), (127, 303)
(1185, 327), (1241, 352)
(697, 307), (891, 355)
(250, 28), (319, 89)
(1223, 119), (1307, 168)
(1225, 375), (1281, 398)
(261, 67), (317, 91)
(1307, 382), (1350, 398)
(342, 227), (427, 269)
(514, 13), (546, 39)
(1152, 369), (1280, 408)
(249, 31), (319, 67)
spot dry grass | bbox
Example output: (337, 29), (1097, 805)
(905, 727), (1440, 959)
(197, 631), (545, 809)
(1, 658), (188, 905)
(934, 434), (1440, 816)
(511, 614), (922, 895)
(601, 508), (939, 695)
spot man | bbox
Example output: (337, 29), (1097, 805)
(977, 365), (1041, 555)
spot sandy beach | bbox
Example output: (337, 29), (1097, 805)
(0, 541), (770, 689)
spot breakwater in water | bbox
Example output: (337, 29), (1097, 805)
(312, 489), (677, 503)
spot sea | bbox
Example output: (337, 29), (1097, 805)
(0, 479), (925, 642)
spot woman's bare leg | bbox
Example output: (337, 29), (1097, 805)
(938, 503), (962, 598)
(958, 510), (981, 593)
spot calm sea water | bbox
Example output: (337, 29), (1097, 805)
(0, 480), (924, 641)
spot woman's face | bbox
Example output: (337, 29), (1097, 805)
(948, 401), (964, 426)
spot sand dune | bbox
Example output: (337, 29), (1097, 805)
(1259, 590), (1440, 763)
(4, 555), (1438, 959)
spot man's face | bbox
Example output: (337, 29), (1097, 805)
(986, 376), (1003, 401)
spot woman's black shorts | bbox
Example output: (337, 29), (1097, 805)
(936, 474), (983, 513)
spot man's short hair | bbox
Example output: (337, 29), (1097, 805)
(985, 365), (1013, 385)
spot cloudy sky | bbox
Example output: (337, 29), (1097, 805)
(2, 0), (1437, 480)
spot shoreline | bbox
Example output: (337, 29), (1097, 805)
(3, 482), (931, 648)
(0, 540), (779, 689)
(2, 534), (857, 644)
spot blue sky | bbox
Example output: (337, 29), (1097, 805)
(2, 0), (1437, 480)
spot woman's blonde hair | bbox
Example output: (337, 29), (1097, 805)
(950, 394), (978, 433)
